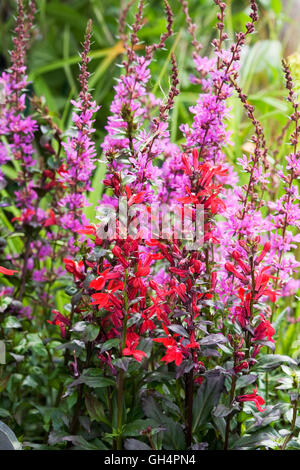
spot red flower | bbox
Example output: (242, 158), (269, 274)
(236, 387), (265, 412)
(144, 295), (169, 324)
(194, 376), (204, 385)
(77, 225), (97, 235)
(135, 260), (151, 278)
(112, 245), (129, 268)
(225, 262), (247, 283)
(0, 266), (18, 276)
(47, 310), (71, 338)
(172, 283), (188, 302)
(251, 314), (275, 358)
(186, 331), (200, 349)
(154, 325), (184, 366)
(128, 191), (146, 207)
(89, 268), (121, 291)
(233, 288), (252, 328)
(123, 332), (147, 362)
(179, 159), (227, 215)
(253, 314), (275, 342)
(12, 209), (35, 223)
(192, 148), (199, 170)
(161, 345), (183, 366)
(77, 225), (103, 245)
(169, 267), (189, 278)
(255, 242), (271, 266)
(182, 153), (192, 175)
(254, 267), (277, 302)
(234, 360), (249, 373)
(43, 209), (57, 227)
(123, 346), (147, 362)
(63, 258), (85, 281)
(146, 240), (174, 265)
(91, 292), (111, 309)
(231, 251), (251, 275)
(140, 313), (156, 334)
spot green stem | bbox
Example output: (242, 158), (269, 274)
(265, 371), (269, 405)
(281, 397), (298, 450)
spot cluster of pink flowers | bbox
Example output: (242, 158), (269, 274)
(0, 0), (37, 201)
(58, 20), (99, 236)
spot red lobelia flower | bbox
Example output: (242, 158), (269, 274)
(154, 324), (184, 366)
(236, 387), (265, 412)
(123, 332), (147, 362)
(63, 258), (85, 281)
(47, 310), (71, 338)
(0, 266), (18, 275)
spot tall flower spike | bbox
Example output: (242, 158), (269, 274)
(58, 20), (99, 242)
(267, 59), (300, 305)
(179, 0), (203, 57)
(0, 0), (37, 189)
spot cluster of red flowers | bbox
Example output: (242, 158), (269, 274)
(46, 3), (280, 419)
(46, 144), (277, 415)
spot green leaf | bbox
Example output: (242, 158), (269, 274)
(100, 338), (120, 353)
(124, 439), (151, 450)
(2, 316), (21, 329)
(142, 396), (185, 450)
(246, 406), (282, 432)
(68, 435), (108, 450)
(84, 161), (106, 221)
(276, 377), (294, 390)
(0, 409), (10, 419)
(236, 374), (258, 390)
(271, 0), (282, 14)
(70, 371), (115, 389)
(255, 354), (297, 370)
(33, 75), (60, 115)
(142, 396), (164, 423)
(213, 404), (232, 418)
(23, 375), (39, 388)
(167, 324), (189, 338)
(71, 321), (100, 342)
(85, 394), (110, 426)
(192, 370), (225, 432)
(56, 339), (85, 355)
(113, 357), (130, 372)
(0, 341), (5, 364)
(83, 324), (100, 342)
(45, 3), (89, 30)
(199, 333), (228, 347)
(124, 419), (158, 437)
(232, 429), (279, 450)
